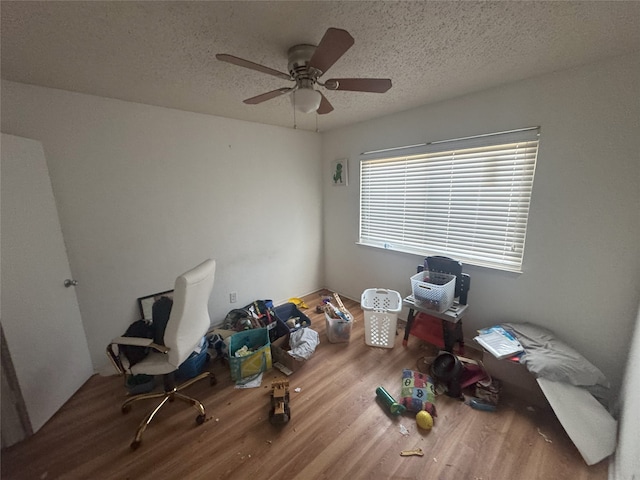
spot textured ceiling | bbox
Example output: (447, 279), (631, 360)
(2, 1), (640, 132)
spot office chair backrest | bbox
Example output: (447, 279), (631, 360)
(163, 259), (216, 368)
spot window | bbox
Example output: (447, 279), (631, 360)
(359, 128), (540, 272)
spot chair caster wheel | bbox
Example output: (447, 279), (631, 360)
(130, 440), (141, 450)
(196, 414), (206, 425)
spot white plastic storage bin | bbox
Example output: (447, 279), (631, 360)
(361, 288), (402, 348)
(325, 312), (352, 343)
(410, 271), (456, 313)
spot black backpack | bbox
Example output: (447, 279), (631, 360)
(121, 319), (154, 367)
(120, 296), (173, 368)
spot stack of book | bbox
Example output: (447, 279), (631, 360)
(474, 326), (524, 360)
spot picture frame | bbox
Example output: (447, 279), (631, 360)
(331, 158), (348, 186)
(137, 289), (174, 320)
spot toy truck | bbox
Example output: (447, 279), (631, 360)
(269, 379), (291, 424)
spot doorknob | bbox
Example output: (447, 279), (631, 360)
(64, 279), (78, 288)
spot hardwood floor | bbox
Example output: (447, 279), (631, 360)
(1, 291), (609, 480)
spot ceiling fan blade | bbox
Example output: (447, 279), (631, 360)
(244, 88), (294, 105)
(308, 28), (354, 75)
(317, 92), (334, 115)
(324, 78), (392, 93)
(216, 54), (292, 81)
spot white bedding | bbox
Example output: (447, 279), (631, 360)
(502, 322), (610, 405)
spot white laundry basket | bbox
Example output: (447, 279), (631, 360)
(361, 288), (402, 348)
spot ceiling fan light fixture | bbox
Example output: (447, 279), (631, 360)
(292, 88), (322, 114)
(217, 27), (392, 116)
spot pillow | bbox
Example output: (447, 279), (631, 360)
(502, 323), (609, 388)
(400, 369), (437, 417)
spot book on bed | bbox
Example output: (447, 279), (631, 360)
(474, 326), (524, 360)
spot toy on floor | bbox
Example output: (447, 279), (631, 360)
(400, 448), (424, 457)
(375, 386), (407, 416)
(288, 297), (309, 309)
(316, 294), (334, 313)
(465, 397), (497, 412)
(400, 369), (437, 418)
(416, 410), (433, 430)
(269, 380), (291, 424)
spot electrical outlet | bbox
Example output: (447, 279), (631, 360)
(229, 291), (237, 303)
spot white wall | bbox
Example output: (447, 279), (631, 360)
(611, 303), (640, 479)
(1, 83), (324, 371)
(322, 52), (640, 394)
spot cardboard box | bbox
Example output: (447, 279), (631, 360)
(271, 334), (306, 375)
(482, 353), (549, 408)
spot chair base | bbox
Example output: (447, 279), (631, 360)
(122, 370), (216, 450)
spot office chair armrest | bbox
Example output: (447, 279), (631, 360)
(147, 343), (170, 354)
(111, 336), (153, 347)
(111, 336), (170, 354)
(106, 337), (171, 376)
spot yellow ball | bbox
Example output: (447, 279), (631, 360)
(416, 410), (433, 430)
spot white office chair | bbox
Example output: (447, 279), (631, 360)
(107, 259), (217, 450)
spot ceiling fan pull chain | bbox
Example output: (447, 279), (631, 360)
(293, 103), (297, 129)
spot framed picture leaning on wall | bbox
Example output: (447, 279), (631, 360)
(137, 290), (174, 320)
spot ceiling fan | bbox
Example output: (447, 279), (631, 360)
(216, 27), (392, 115)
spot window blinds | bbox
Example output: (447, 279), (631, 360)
(359, 128), (540, 272)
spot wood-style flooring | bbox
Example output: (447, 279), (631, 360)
(1, 291), (609, 479)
